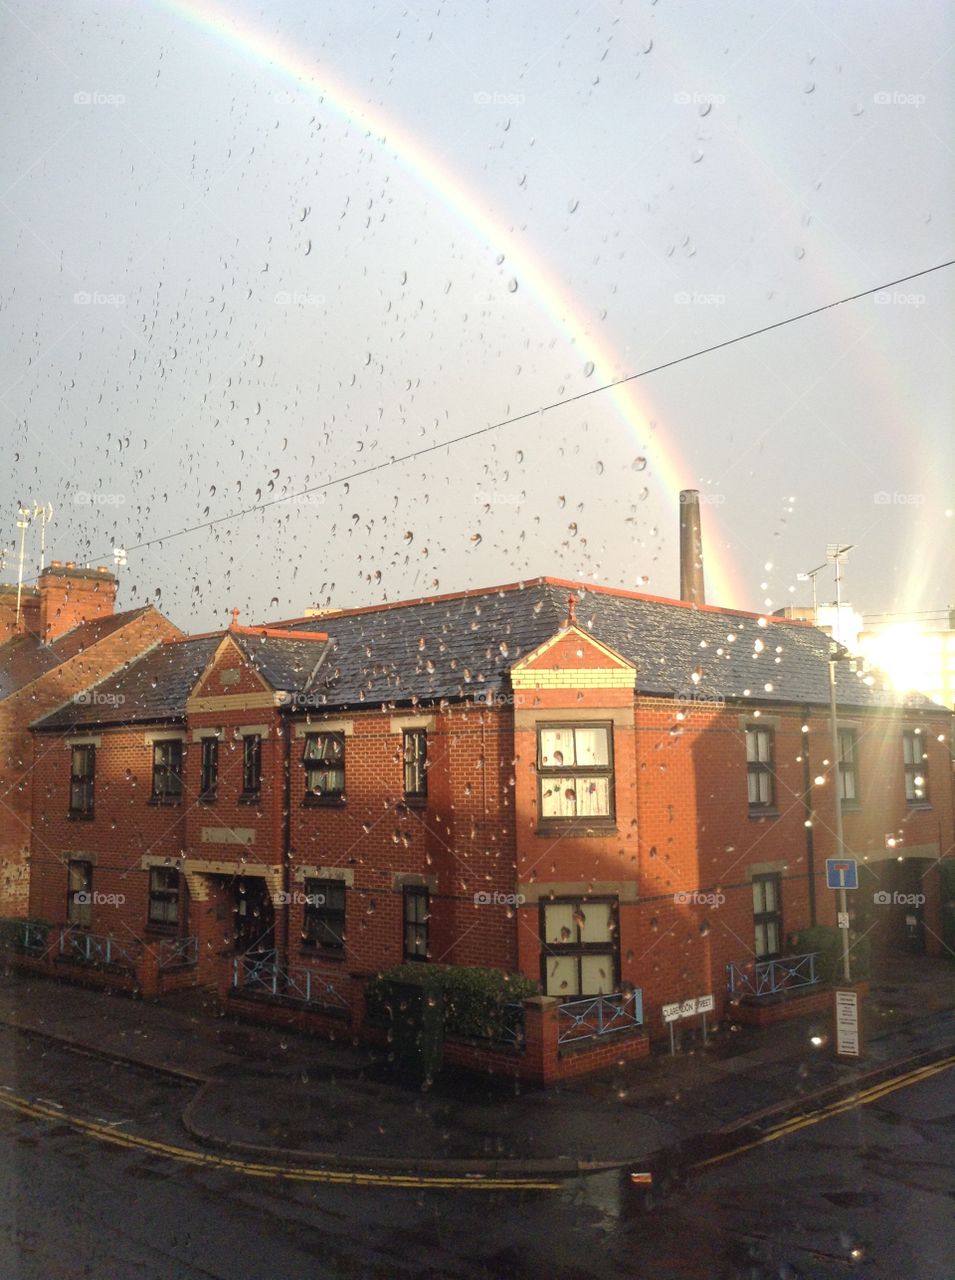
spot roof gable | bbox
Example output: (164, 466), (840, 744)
(512, 625), (635, 675)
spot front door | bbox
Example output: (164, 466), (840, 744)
(233, 877), (275, 956)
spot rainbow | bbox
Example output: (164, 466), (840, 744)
(153, 0), (746, 607)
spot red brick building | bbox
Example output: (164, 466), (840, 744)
(0, 562), (179, 913)
(22, 578), (954, 1071)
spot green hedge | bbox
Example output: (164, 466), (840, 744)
(791, 924), (870, 984)
(365, 964), (538, 1041)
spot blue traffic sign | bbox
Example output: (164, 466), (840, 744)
(826, 858), (858, 890)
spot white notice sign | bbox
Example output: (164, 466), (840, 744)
(834, 989), (860, 1057)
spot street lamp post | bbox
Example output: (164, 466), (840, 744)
(827, 647), (852, 984)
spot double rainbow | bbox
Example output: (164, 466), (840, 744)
(154, 0), (743, 606)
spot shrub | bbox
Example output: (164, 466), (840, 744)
(365, 963), (538, 1042)
(791, 924), (870, 984)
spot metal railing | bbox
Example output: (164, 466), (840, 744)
(726, 951), (819, 999)
(157, 935), (198, 970)
(20, 922), (51, 953)
(0, 920), (51, 954)
(232, 951), (349, 1012)
(58, 927), (141, 974)
(557, 991), (644, 1044)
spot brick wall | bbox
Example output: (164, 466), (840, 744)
(0, 607), (179, 916)
(17, 612), (954, 1076)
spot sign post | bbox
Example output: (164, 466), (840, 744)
(825, 857), (864, 1060)
(825, 856), (857, 983)
(662, 994), (714, 1054)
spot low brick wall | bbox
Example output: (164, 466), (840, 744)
(15, 952), (142, 994)
(443, 1038), (527, 1079)
(555, 1027), (651, 1077)
(156, 964), (200, 995)
(4, 941), (655, 1087)
(728, 981), (871, 1027)
(225, 990), (354, 1041)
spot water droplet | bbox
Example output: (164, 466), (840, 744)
(632, 456), (647, 471)
(506, 278), (519, 293)
(583, 360), (595, 377)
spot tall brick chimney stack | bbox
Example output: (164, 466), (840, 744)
(679, 490), (706, 606)
(38, 562), (117, 641)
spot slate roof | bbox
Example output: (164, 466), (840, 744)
(31, 579), (945, 730)
(32, 635), (222, 731)
(275, 578), (944, 714)
(0, 607), (153, 702)
(31, 628), (331, 732)
(230, 631), (329, 692)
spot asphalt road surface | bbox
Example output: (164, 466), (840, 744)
(0, 1027), (952, 1279)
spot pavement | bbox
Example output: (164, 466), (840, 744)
(0, 951), (952, 1177)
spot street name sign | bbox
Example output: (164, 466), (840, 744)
(662, 994), (714, 1023)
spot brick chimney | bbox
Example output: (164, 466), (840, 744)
(38, 563), (117, 641)
(679, 490), (706, 606)
(0, 585), (39, 640)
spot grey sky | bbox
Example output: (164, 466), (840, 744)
(1, 0), (952, 629)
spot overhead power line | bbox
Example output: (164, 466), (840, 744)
(23, 257), (955, 576)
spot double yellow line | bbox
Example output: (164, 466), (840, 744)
(0, 1090), (559, 1192)
(693, 1053), (955, 1171)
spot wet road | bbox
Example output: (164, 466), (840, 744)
(0, 1028), (952, 1279)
